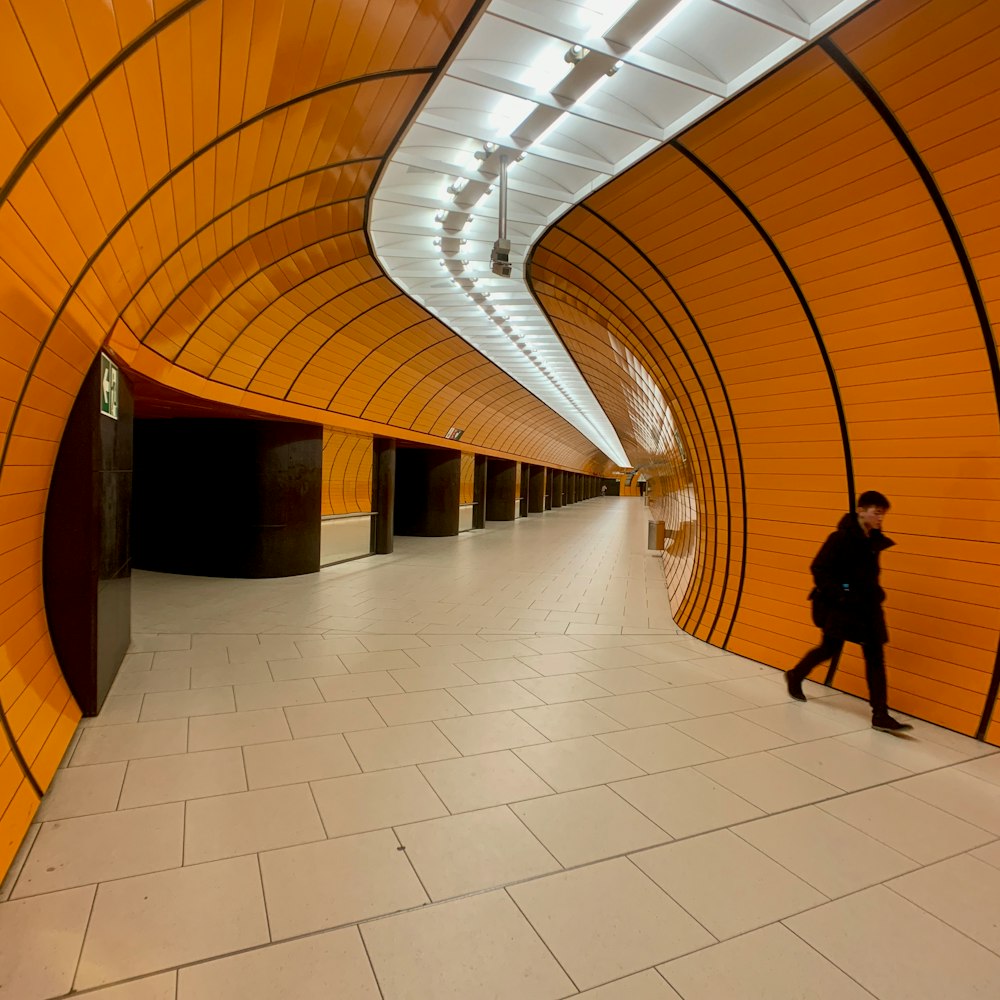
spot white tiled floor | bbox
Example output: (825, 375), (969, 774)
(2, 498), (1000, 998)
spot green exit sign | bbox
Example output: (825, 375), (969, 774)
(100, 353), (119, 420)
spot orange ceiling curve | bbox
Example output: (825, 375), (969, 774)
(529, 0), (1000, 743)
(0, 0), (614, 876)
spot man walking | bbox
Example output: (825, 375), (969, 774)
(786, 490), (912, 733)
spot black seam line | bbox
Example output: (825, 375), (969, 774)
(543, 221), (720, 635)
(158, 215), (365, 364)
(672, 139), (853, 641)
(568, 206), (745, 642)
(0, 700), (42, 798)
(198, 239), (369, 379)
(527, 268), (714, 551)
(405, 346), (498, 432)
(0, 67), (431, 485)
(531, 266), (710, 628)
(355, 330), (466, 417)
(196, 250), (369, 380)
(528, 257), (709, 471)
(125, 157), (378, 323)
(388, 342), (479, 425)
(0, 0), (207, 209)
(819, 39), (1000, 739)
(281, 288), (405, 401)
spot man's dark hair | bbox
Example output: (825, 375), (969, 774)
(857, 490), (890, 510)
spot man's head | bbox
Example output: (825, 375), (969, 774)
(856, 490), (890, 533)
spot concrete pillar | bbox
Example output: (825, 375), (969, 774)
(372, 437), (395, 553)
(528, 464), (546, 513)
(486, 458), (517, 520)
(473, 453), (487, 529)
(394, 445), (461, 536)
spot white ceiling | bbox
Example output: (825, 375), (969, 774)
(370, 0), (872, 468)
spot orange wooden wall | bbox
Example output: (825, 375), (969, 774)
(531, 0), (1000, 743)
(0, 0), (609, 879)
(322, 429), (373, 516)
(460, 452), (475, 505)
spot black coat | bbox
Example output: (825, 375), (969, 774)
(809, 512), (895, 644)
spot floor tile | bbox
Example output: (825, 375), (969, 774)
(515, 736), (644, 791)
(710, 676), (788, 706)
(787, 884), (1000, 999)
(737, 702), (866, 741)
(312, 766), (448, 837)
(259, 829), (428, 939)
(295, 636), (368, 657)
(696, 752), (842, 812)
(405, 643), (481, 668)
(455, 657), (542, 683)
(397, 805), (560, 900)
(188, 708), (291, 751)
(518, 674), (615, 703)
(267, 654), (347, 681)
(177, 926), (380, 999)
(434, 710), (548, 754)
(957, 752), (1000, 787)
(340, 649), (420, 673)
(892, 768), (1000, 834)
(599, 724), (722, 773)
(283, 698), (385, 738)
(189, 663), (272, 689)
(632, 830), (826, 939)
(576, 647), (657, 669)
(671, 714), (791, 756)
(515, 651), (595, 676)
(370, 689), (469, 725)
(447, 680), (543, 713)
(389, 663), (476, 692)
(85, 694), (143, 727)
(357, 634), (428, 652)
(520, 635), (590, 654)
(36, 761), (126, 821)
(509, 858), (714, 991)
(770, 737), (912, 791)
(243, 733), (359, 789)
(119, 748), (247, 809)
(72, 719), (188, 766)
(233, 678), (322, 711)
(579, 667), (667, 695)
(575, 970), (682, 999)
(419, 750), (553, 812)
(112, 667), (191, 696)
(13, 803), (183, 897)
(651, 683), (754, 717)
(0, 886), (95, 1000)
(184, 784), (325, 864)
(361, 890), (574, 1000)
(459, 638), (535, 659)
(659, 923), (873, 1000)
(314, 671), (404, 701)
(585, 693), (691, 727)
(512, 786), (669, 866)
(837, 728), (968, 772)
(611, 768), (763, 838)
(75, 856), (269, 989)
(346, 721), (459, 771)
(82, 972), (177, 999)
(819, 784), (994, 863)
(890, 853), (1000, 956)
(516, 701), (624, 739)
(139, 685), (235, 722)
(130, 634), (191, 652)
(733, 805), (916, 897)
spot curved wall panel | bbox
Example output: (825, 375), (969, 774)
(322, 429), (373, 516)
(531, 0), (1000, 741)
(0, 0), (609, 877)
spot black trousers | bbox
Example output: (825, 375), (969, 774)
(788, 634), (888, 715)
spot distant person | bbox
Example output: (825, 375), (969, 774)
(785, 490), (912, 733)
(601, 485), (607, 496)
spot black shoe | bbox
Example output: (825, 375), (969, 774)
(786, 673), (806, 702)
(872, 714), (912, 733)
